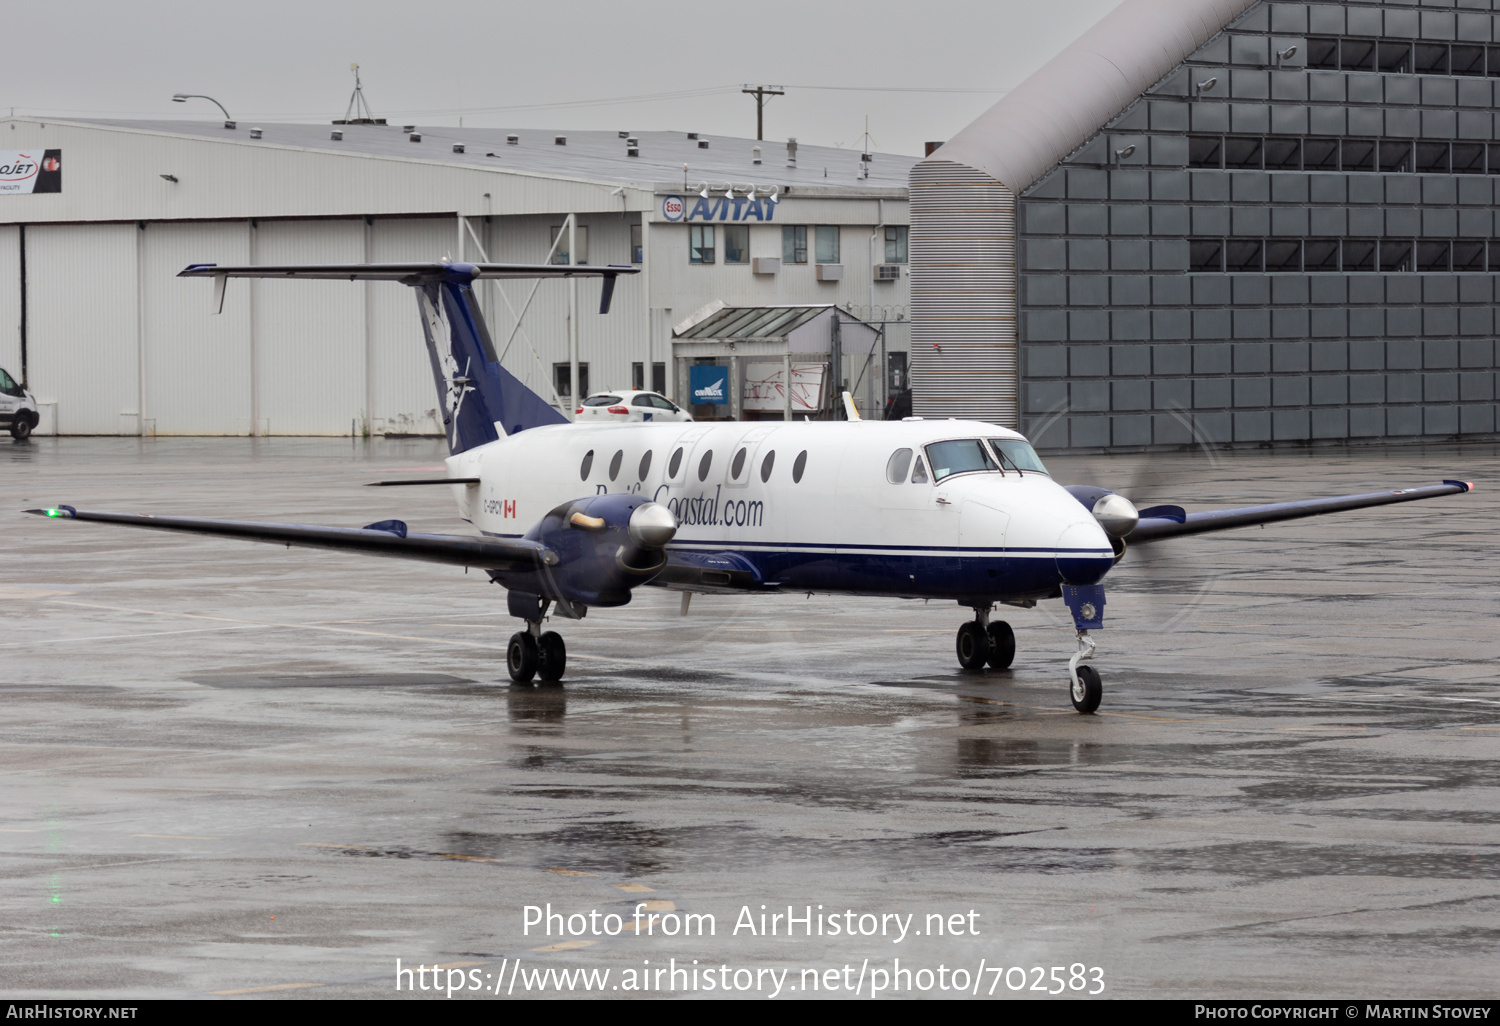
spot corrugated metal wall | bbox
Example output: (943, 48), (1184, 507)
(27, 224), (139, 435)
(368, 217), (451, 436)
(0, 226), (19, 378)
(908, 160), (1018, 426)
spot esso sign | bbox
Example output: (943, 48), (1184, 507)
(661, 195), (685, 221)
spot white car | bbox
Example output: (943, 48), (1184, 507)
(576, 390), (693, 423)
(0, 367), (38, 440)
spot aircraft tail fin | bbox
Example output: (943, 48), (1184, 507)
(179, 261), (639, 454)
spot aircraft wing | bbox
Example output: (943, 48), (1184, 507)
(1129, 480), (1473, 543)
(177, 262), (637, 281)
(25, 506), (551, 570)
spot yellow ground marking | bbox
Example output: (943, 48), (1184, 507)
(0, 586), (73, 599)
(134, 833), (219, 840)
(435, 853), (503, 863)
(210, 983), (324, 995)
(612, 883), (655, 893)
(1459, 726), (1500, 730)
(433, 961), (487, 970)
(299, 842), (376, 850)
(531, 941), (597, 952)
(0, 829), (40, 833)
(1275, 726), (1368, 731)
(544, 868), (599, 877)
(635, 900), (676, 912)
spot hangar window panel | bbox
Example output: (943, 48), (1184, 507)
(1417, 241), (1451, 273)
(1305, 239), (1341, 271)
(1340, 38), (1376, 72)
(815, 226), (840, 264)
(1489, 241), (1500, 270)
(1343, 239), (1377, 272)
(1415, 44), (1450, 76)
(1264, 138), (1301, 170)
(1379, 42), (1413, 74)
(1453, 241), (1485, 271)
(555, 363), (589, 401)
(1452, 144), (1485, 175)
(1225, 240), (1264, 272)
(782, 225), (807, 264)
(885, 448), (913, 484)
(1223, 136), (1263, 170)
(549, 225), (588, 265)
(1342, 139), (1376, 173)
(885, 226), (908, 264)
(1452, 45), (1485, 77)
(652, 363), (667, 395)
(723, 225), (749, 264)
(1190, 239), (1225, 271)
(1304, 138), (1340, 171)
(1489, 145), (1500, 175)
(1416, 143), (1450, 174)
(1379, 141), (1413, 174)
(1265, 240), (1303, 272)
(690, 225), (716, 264)
(1489, 46), (1500, 77)
(1307, 37), (1339, 70)
(630, 224), (643, 264)
(1379, 240), (1414, 273)
(1188, 135), (1223, 168)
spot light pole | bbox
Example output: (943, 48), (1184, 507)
(172, 94), (234, 129)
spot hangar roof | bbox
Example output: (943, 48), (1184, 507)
(72, 119), (915, 193)
(920, 0), (1255, 192)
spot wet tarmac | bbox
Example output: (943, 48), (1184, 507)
(2, 436), (1497, 999)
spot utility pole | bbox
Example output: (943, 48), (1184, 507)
(741, 85), (785, 141)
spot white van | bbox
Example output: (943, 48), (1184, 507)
(0, 368), (39, 440)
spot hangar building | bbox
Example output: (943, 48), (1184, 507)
(0, 118), (911, 435)
(912, 0), (1500, 449)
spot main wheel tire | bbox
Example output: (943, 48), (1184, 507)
(507, 631), (538, 683)
(955, 621), (989, 671)
(537, 631), (566, 682)
(11, 415), (32, 441)
(1070, 664), (1102, 714)
(986, 620), (1015, 670)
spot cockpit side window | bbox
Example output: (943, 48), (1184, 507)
(924, 439), (997, 482)
(987, 438), (1050, 475)
(910, 456), (929, 484)
(885, 448), (913, 484)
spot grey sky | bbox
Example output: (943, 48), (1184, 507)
(7, 0), (1123, 156)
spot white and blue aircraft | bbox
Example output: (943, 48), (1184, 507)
(29, 261), (1474, 713)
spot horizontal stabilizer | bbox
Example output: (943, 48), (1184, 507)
(25, 506), (550, 570)
(1130, 481), (1472, 543)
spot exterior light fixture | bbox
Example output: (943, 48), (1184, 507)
(160, 174), (179, 183)
(1277, 44), (1298, 65)
(698, 182), (710, 199)
(1114, 144), (1137, 162)
(171, 93), (234, 129)
(1194, 77), (1219, 95)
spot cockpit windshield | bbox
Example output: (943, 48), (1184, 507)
(988, 438), (1050, 475)
(924, 439), (998, 481)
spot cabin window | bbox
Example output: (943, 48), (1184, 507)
(638, 451), (653, 480)
(759, 450), (775, 482)
(987, 438), (1050, 475)
(792, 450), (808, 483)
(668, 447), (684, 478)
(886, 448), (913, 484)
(924, 439), (997, 482)
(608, 450), (624, 481)
(579, 450), (595, 480)
(698, 450), (713, 481)
(731, 447), (748, 479)
(911, 456), (929, 484)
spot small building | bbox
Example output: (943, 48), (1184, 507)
(0, 118), (913, 435)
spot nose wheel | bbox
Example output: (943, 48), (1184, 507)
(1068, 631), (1101, 713)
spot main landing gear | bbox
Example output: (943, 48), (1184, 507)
(508, 602), (566, 684)
(954, 607), (1016, 672)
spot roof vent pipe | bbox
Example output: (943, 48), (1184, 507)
(330, 130), (343, 141)
(224, 121), (236, 130)
(618, 131), (629, 138)
(403, 125), (415, 132)
(687, 132), (699, 140)
(409, 132), (422, 142)
(249, 127), (262, 139)
(626, 137), (638, 146)
(627, 147), (639, 157)
(698, 139), (709, 149)
(786, 137), (797, 166)
(555, 136), (567, 146)
(507, 134), (518, 144)
(453, 143), (465, 153)
(753, 145), (762, 165)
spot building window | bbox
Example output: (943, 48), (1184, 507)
(1304, 239), (1340, 271)
(1224, 240), (1263, 273)
(1379, 239), (1413, 274)
(554, 362), (590, 401)
(549, 225), (588, 265)
(630, 224), (643, 264)
(1264, 138), (1300, 171)
(1188, 136), (1222, 169)
(630, 363), (667, 393)
(1190, 239), (1224, 272)
(884, 225), (908, 263)
(782, 225), (807, 263)
(1379, 141), (1413, 174)
(815, 226), (840, 264)
(1344, 239), (1376, 273)
(689, 224), (715, 264)
(723, 224), (749, 264)
(1223, 136), (1263, 170)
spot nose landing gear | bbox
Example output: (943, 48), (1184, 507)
(955, 606), (1016, 672)
(508, 598), (568, 684)
(1068, 631), (1101, 714)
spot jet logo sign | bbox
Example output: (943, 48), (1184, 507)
(0, 149), (61, 194)
(689, 365), (728, 405)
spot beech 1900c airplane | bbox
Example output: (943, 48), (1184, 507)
(29, 260), (1474, 713)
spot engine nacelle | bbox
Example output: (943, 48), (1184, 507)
(1064, 485), (1139, 540)
(495, 493), (677, 614)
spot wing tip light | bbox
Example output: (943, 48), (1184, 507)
(26, 505), (76, 518)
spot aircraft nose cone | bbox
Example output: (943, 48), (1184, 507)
(628, 501), (677, 549)
(1056, 520), (1112, 585)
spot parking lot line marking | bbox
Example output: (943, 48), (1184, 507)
(612, 883), (654, 893)
(134, 833), (219, 840)
(435, 853), (503, 862)
(0, 624), (267, 649)
(209, 982), (324, 995)
(531, 941), (596, 952)
(544, 868), (599, 877)
(433, 960), (487, 970)
(299, 842), (377, 849)
(1276, 726), (1368, 731)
